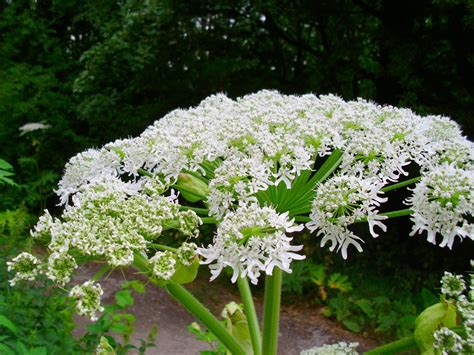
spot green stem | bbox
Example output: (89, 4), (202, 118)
(148, 243), (178, 252)
(165, 283), (245, 355)
(381, 209), (414, 219)
(293, 215), (311, 223)
(179, 205), (210, 215)
(364, 325), (464, 355)
(381, 176), (421, 193)
(132, 253), (244, 354)
(138, 168), (153, 177)
(354, 209), (414, 224)
(201, 217), (219, 224)
(261, 268), (282, 355)
(237, 276), (262, 355)
(364, 336), (417, 354)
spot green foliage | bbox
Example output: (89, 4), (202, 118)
(188, 321), (226, 355)
(283, 258), (439, 338)
(78, 280), (157, 354)
(0, 207), (79, 354)
(187, 301), (253, 355)
(0, 160), (16, 187)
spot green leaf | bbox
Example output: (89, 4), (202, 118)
(321, 307), (333, 317)
(115, 290), (134, 308)
(123, 280), (146, 294)
(97, 336), (116, 355)
(222, 302), (253, 354)
(0, 159), (13, 171)
(0, 315), (18, 334)
(327, 273), (353, 293)
(28, 347), (48, 355)
(355, 299), (375, 318)
(170, 257), (200, 284)
(15, 341), (29, 355)
(414, 302), (457, 355)
(342, 319), (362, 333)
(0, 344), (15, 355)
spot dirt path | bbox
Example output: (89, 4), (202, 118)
(74, 264), (379, 354)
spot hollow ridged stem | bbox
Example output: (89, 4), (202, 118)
(261, 268), (282, 355)
(237, 276), (262, 355)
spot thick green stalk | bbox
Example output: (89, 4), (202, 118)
(165, 283), (245, 355)
(132, 253), (244, 355)
(364, 336), (417, 354)
(261, 268), (282, 355)
(237, 276), (262, 355)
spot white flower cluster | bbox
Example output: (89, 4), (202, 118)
(31, 180), (201, 268)
(10, 90), (473, 289)
(300, 341), (359, 355)
(6, 252), (41, 286)
(406, 165), (473, 249)
(434, 267), (474, 353)
(149, 251), (176, 280)
(306, 176), (387, 259)
(69, 281), (104, 321)
(198, 204), (304, 284)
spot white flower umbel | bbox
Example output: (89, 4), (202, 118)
(307, 175), (387, 259)
(434, 265), (474, 354)
(45, 252), (77, 286)
(198, 204), (304, 285)
(69, 281), (104, 321)
(300, 341), (359, 355)
(177, 242), (197, 266)
(7, 252), (41, 286)
(407, 164), (474, 249)
(9, 90), (474, 292)
(149, 251), (176, 280)
(433, 328), (464, 354)
(441, 272), (466, 298)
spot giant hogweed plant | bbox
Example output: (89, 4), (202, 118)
(7, 91), (474, 354)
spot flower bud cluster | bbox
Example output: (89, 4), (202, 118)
(6, 252), (41, 286)
(434, 266), (474, 353)
(69, 281), (104, 321)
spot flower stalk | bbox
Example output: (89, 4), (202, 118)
(237, 276), (262, 355)
(262, 267), (282, 355)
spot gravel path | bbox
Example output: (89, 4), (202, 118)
(74, 264), (379, 354)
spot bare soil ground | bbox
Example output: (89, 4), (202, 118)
(74, 264), (380, 354)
